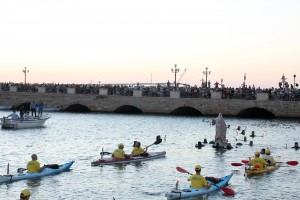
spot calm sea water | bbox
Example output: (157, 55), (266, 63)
(0, 111), (299, 200)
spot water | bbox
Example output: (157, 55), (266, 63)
(0, 111), (299, 200)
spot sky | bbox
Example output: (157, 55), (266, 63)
(0, 0), (299, 88)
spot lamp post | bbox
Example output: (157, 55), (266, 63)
(243, 73), (247, 88)
(22, 67), (29, 84)
(171, 64), (180, 90)
(202, 67), (211, 88)
(294, 74), (296, 88)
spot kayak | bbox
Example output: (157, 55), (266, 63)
(91, 151), (166, 166)
(245, 163), (280, 176)
(165, 173), (233, 200)
(0, 160), (74, 184)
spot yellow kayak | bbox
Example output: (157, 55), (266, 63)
(245, 163), (280, 176)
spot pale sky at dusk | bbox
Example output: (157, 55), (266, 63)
(0, 0), (299, 88)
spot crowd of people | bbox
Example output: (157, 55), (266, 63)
(0, 81), (299, 101)
(6, 101), (44, 120)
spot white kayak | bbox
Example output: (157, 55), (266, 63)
(165, 173), (234, 200)
(91, 151), (166, 166)
(0, 160), (74, 184)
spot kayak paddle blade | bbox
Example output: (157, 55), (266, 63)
(176, 166), (189, 174)
(231, 163), (243, 166)
(241, 160), (249, 164)
(221, 187), (235, 195)
(286, 161), (298, 166)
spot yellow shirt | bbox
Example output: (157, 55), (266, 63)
(27, 160), (41, 173)
(188, 174), (208, 189)
(132, 147), (144, 156)
(250, 157), (269, 170)
(113, 149), (126, 159)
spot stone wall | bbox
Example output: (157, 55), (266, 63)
(0, 92), (299, 118)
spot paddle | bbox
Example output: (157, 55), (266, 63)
(234, 160), (298, 166)
(144, 135), (162, 149)
(100, 151), (112, 156)
(277, 161), (298, 166)
(175, 167), (235, 195)
(231, 163), (244, 167)
(241, 160), (250, 164)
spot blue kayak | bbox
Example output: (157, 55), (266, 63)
(0, 160), (74, 184)
(165, 173), (233, 199)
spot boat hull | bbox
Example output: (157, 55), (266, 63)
(91, 151), (166, 166)
(0, 161), (74, 184)
(165, 173), (233, 200)
(1, 117), (50, 129)
(245, 163), (280, 176)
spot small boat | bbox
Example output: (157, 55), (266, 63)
(245, 163), (280, 176)
(0, 104), (12, 110)
(165, 173), (234, 200)
(91, 151), (166, 166)
(0, 117), (50, 129)
(0, 161), (74, 184)
(43, 105), (61, 112)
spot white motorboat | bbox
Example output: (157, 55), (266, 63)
(43, 105), (61, 112)
(0, 117), (50, 129)
(0, 104), (12, 110)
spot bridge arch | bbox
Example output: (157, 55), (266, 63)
(114, 105), (143, 114)
(236, 107), (275, 119)
(63, 104), (91, 112)
(170, 106), (203, 116)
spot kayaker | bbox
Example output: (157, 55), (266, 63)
(188, 165), (212, 189)
(27, 154), (46, 173)
(132, 141), (148, 156)
(20, 189), (31, 199)
(112, 143), (130, 159)
(249, 141), (253, 146)
(262, 149), (276, 165)
(250, 152), (268, 170)
(292, 142), (299, 150)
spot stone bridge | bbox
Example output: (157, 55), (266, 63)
(1, 90), (299, 118)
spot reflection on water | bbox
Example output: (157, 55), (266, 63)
(0, 111), (299, 199)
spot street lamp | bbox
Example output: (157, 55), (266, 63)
(294, 74), (296, 88)
(243, 73), (247, 88)
(171, 64), (180, 90)
(202, 67), (211, 88)
(22, 67), (29, 84)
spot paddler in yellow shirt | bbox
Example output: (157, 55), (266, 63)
(112, 143), (130, 159)
(27, 154), (46, 173)
(131, 141), (148, 157)
(250, 152), (268, 170)
(188, 165), (212, 189)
